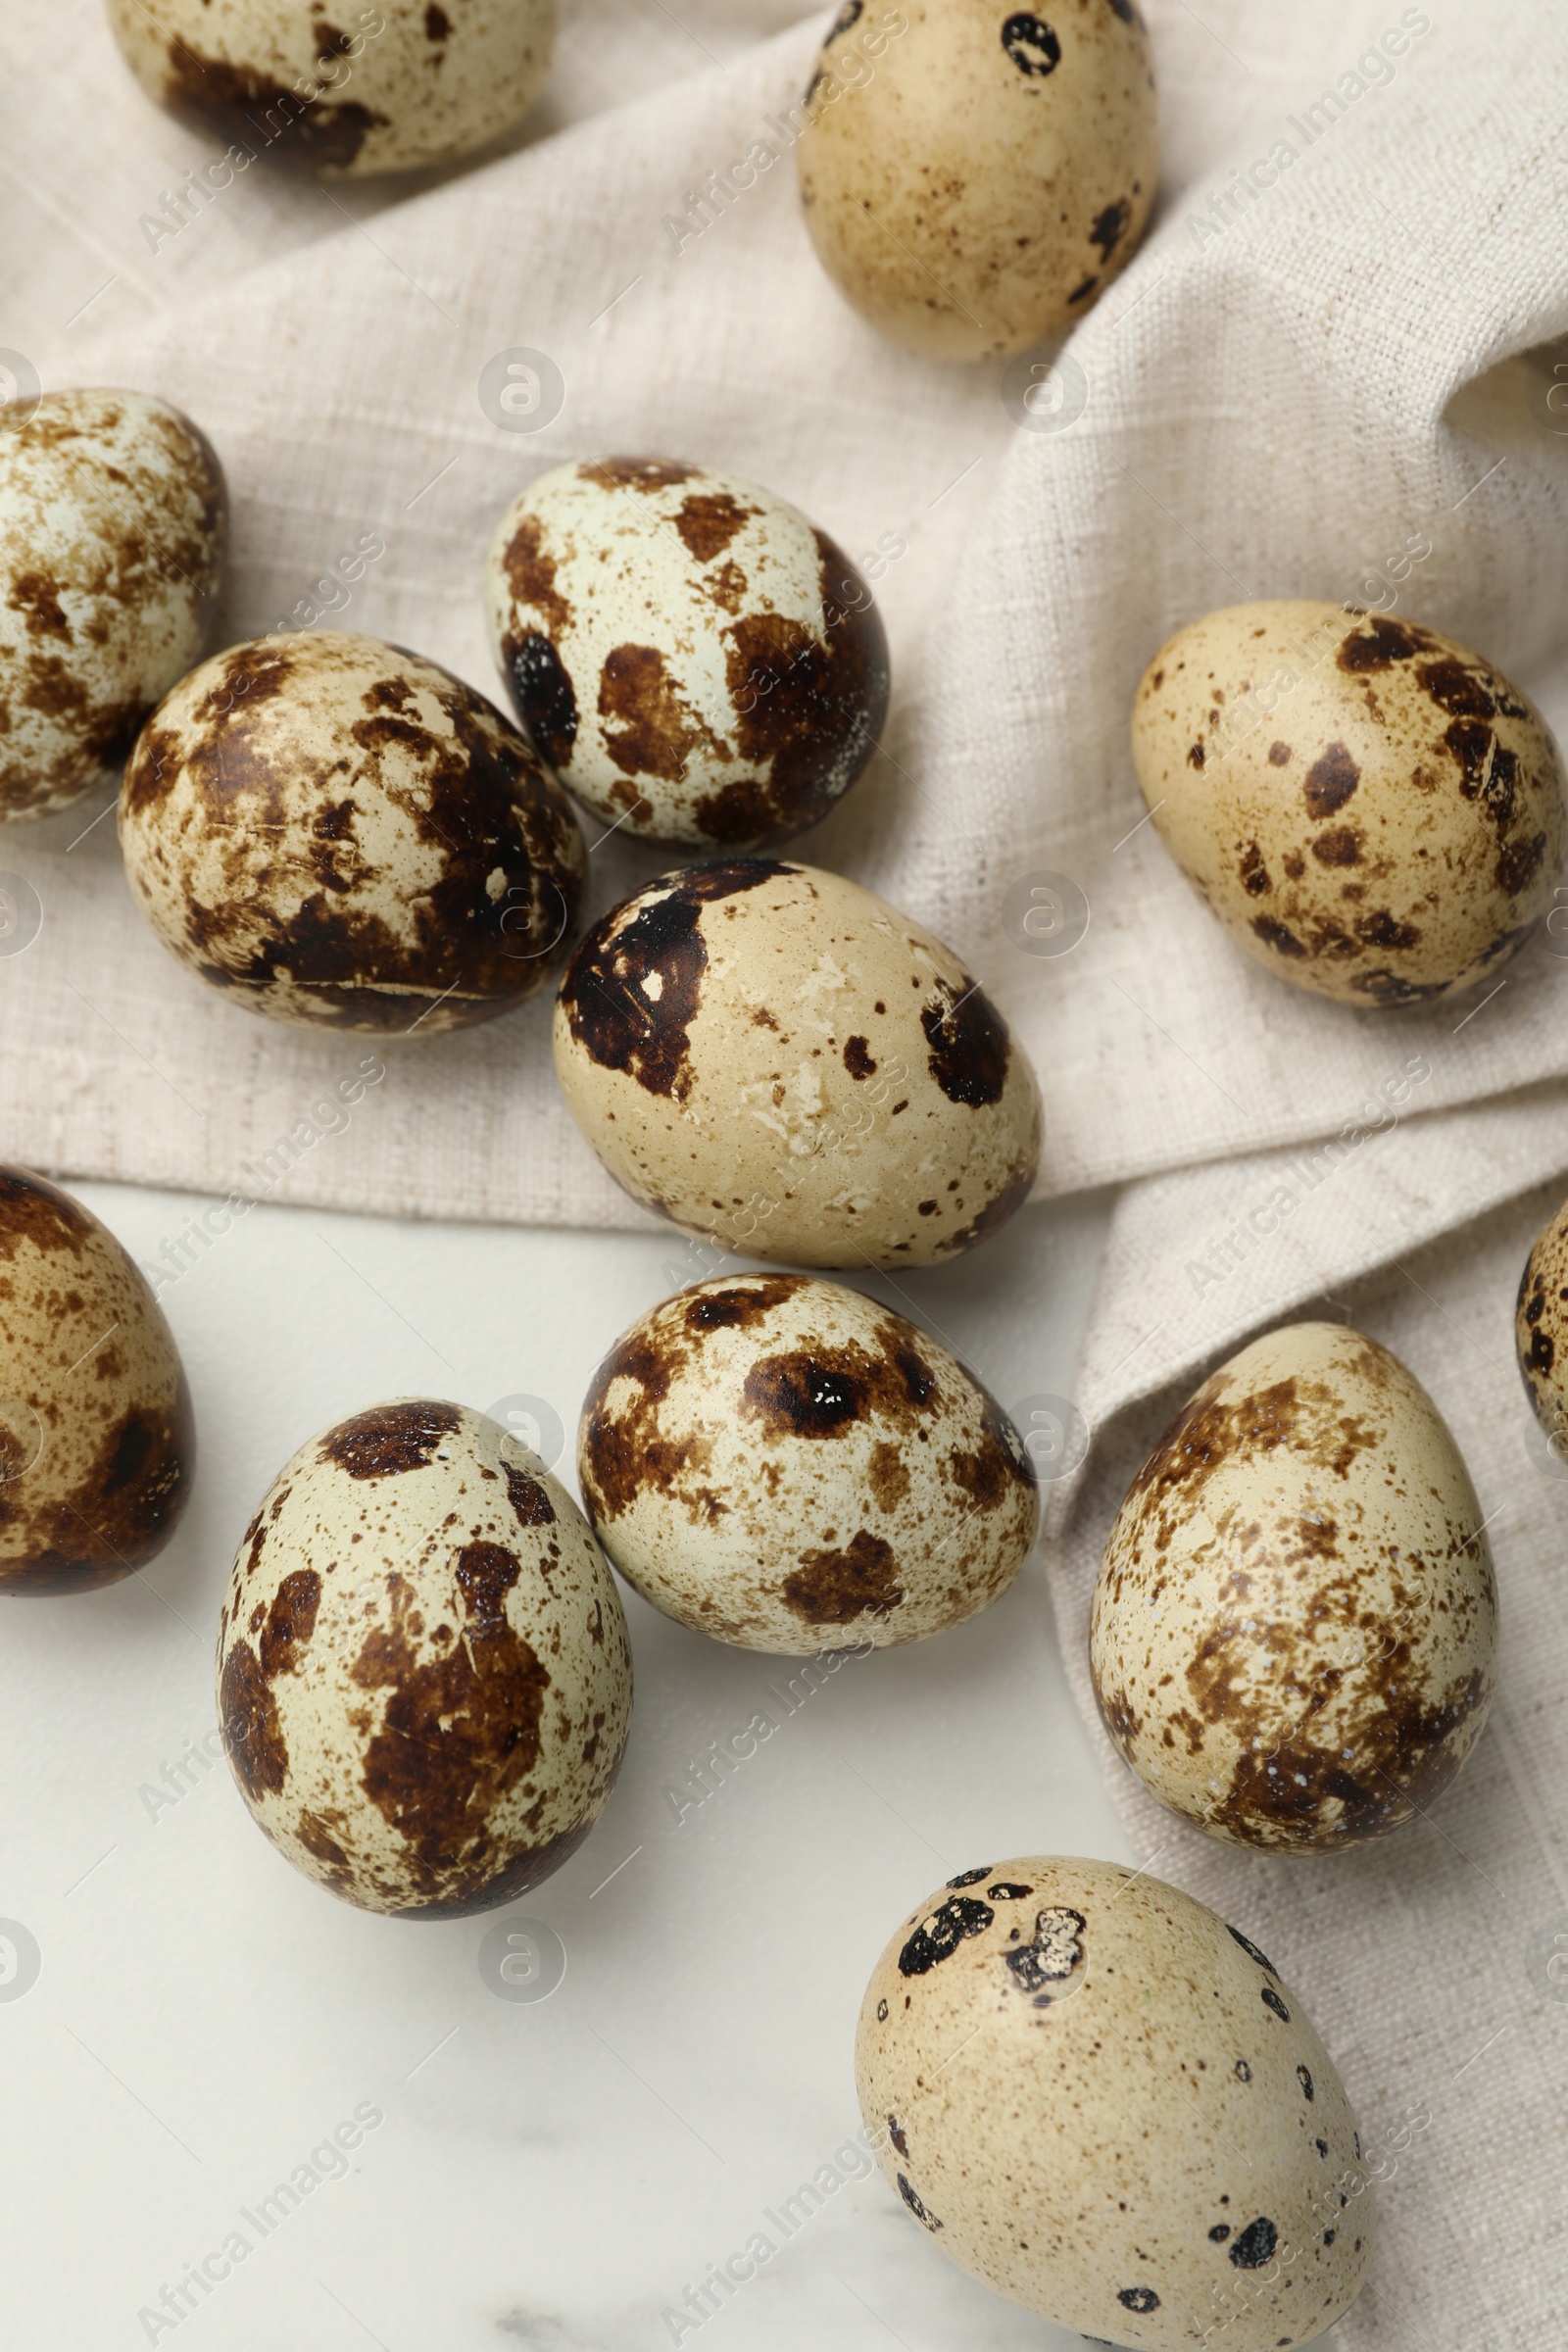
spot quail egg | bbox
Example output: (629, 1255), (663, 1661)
(577, 1272), (1037, 1650)
(1132, 602), (1567, 1005)
(106, 0), (555, 176)
(0, 1165), (193, 1594)
(796, 1), (1159, 360)
(217, 1399), (633, 1916)
(1515, 1191), (1568, 1454)
(485, 457), (890, 851)
(0, 388), (225, 819)
(120, 631), (585, 1031)
(552, 858), (1042, 1268)
(1091, 1321), (1496, 1850)
(858, 1855), (1374, 2347)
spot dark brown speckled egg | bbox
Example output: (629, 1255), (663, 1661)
(119, 632), (586, 1033)
(216, 1400), (632, 1917)
(0, 1166), (193, 1594)
(1133, 601), (1567, 1005)
(578, 1273), (1037, 1652)
(1091, 1322), (1496, 1850)
(484, 457), (890, 852)
(0, 389), (226, 819)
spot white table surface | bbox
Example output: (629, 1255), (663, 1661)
(1, 1176), (1144, 2351)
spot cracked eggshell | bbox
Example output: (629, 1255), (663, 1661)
(577, 1272), (1037, 1652)
(106, 0), (555, 177)
(858, 1856), (1373, 2349)
(485, 456), (889, 851)
(0, 1166), (193, 1594)
(216, 1399), (633, 1917)
(1515, 1193), (1568, 1446)
(0, 389), (225, 819)
(120, 631), (585, 1032)
(796, 0), (1158, 362)
(1091, 1322), (1497, 1852)
(552, 858), (1042, 1269)
(1132, 601), (1567, 1007)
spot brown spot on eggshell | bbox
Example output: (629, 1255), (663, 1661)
(782, 1528), (905, 1624)
(673, 492), (758, 564)
(220, 1640), (289, 1798)
(322, 1399), (461, 1480)
(600, 642), (728, 783)
(1302, 743), (1360, 817)
(557, 858), (788, 1102)
(921, 976), (1009, 1106)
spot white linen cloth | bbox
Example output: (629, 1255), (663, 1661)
(3, 1), (1567, 2341)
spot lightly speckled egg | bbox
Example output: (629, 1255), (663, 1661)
(0, 1166), (193, 1594)
(1515, 1192), (1568, 1449)
(1091, 1321), (1496, 1852)
(0, 388), (225, 819)
(484, 457), (890, 851)
(119, 631), (586, 1032)
(1132, 601), (1567, 1006)
(577, 1273), (1037, 1652)
(795, 1), (1159, 362)
(216, 1399), (633, 1917)
(858, 1855), (1373, 2349)
(552, 858), (1042, 1269)
(106, 0), (555, 177)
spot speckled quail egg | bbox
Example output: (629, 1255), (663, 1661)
(120, 631), (585, 1032)
(577, 1273), (1036, 1651)
(484, 457), (890, 851)
(1515, 1192), (1568, 1450)
(796, 1), (1159, 362)
(106, 0), (555, 177)
(0, 1165), (193, 1594)
(858, 1855), (1373, 2348)
(553, 858), (1042, 1268)
(0, 388), (225, 820)
(217, 1398), (632, 1916)
(1132, 602), (1567, 1006)
(1091, 1321), (1496, 1851)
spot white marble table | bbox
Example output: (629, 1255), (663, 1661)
(1, 1180), (1139, 2349)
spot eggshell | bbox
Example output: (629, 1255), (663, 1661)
(120, 631), (585, 1032)
(216, 1399), (632, 1917)
(552, 858), (1042, 1269)
(0, 389), (225, 819)
(577, 1273), (1037, 1651)
(106, 0), (555, 176)
(1132, 601), (1567, 1006)
(857, 1855), (1374, 2348)
(796, 1), (1158, 362)
(484, 457), (889, 851)
(0, 1166), (193, 1594)
(1091, 1322), (1496, 1851)
(1515, 1192), (1568, 1447)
